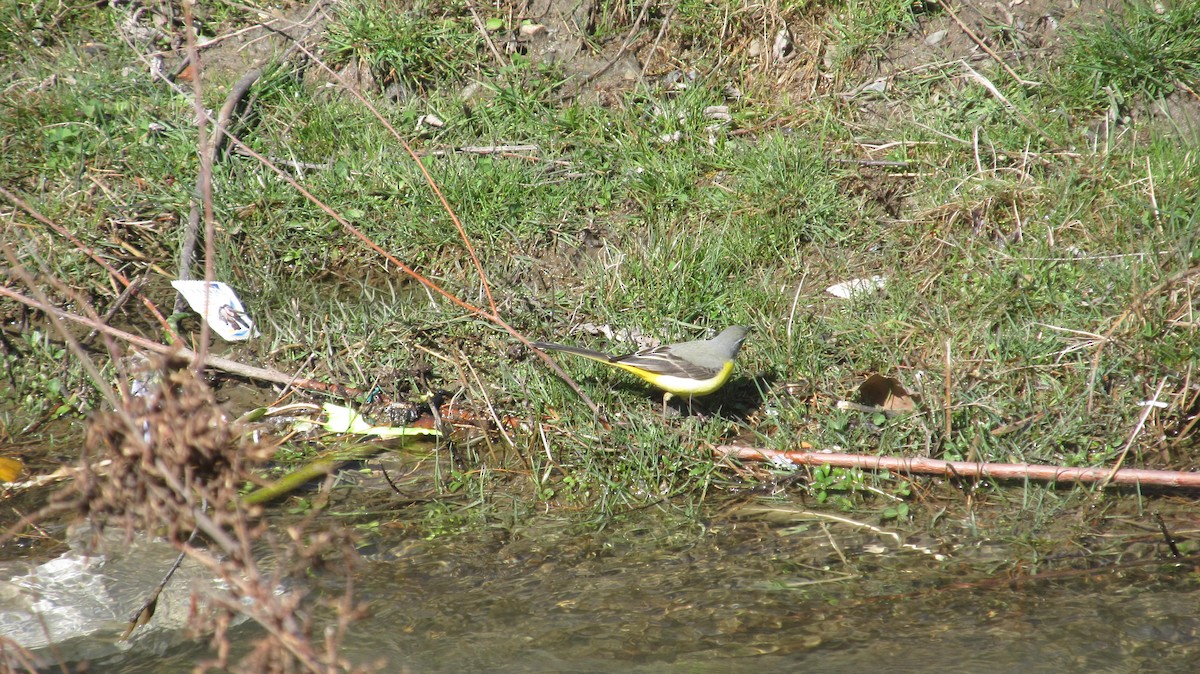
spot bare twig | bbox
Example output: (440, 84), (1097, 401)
(121, 528), (198, 641)
(937, 0), (1037, 86)
(464, 0), (505, 67)
(943, 339), (953, 441)
(0, 285), (359, 395)
(1154, 512), (1183, 557)
(84, 275), (144, 344)
(715, 445), (1200, 488)
(213, 68), (264, 159)
(1099, 377), (1169, 488)
(640, 1), (678, 78)
(1086, 265), (1200, 410)
(1172, 374), (1200, 448)
(232, 146), (334, 170)
(429, 143), (541, 155)
(179, 1), (215, 371)
(785, 273), (806, 340)
(0, 185), (177, 340)
(1145, 156), (1159, 222)
(832, 157), (912, 167)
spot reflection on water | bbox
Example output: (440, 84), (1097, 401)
(337, 515), (1200, 673)
(0, 527), (242, 667)
(15, 511), (1200, 672)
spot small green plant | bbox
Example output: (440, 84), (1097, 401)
(881, 502), (909, 520)
(543, 474), (594, 504)
(808, 464), (868, 509)
(1064, 1), (1200, 110)
(354, 519), (383, 535)
(825, 0), (927, 71)
(324, 0), (484, 92)
(0, 330), (91, 426)
(881, 474), (912, 520)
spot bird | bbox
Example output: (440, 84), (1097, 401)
(531, 326), (751, 407)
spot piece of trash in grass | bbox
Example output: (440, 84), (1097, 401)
(518, 22), (546, 37)
(171, 280), (259, 341)
(826, 276), (886, 299)
(772, 25), (793, 63)
(0, 456), (24, 482)
(294, 403), (442, 438)
(767, 453), (797, 469)
(416, 113), (444, 129)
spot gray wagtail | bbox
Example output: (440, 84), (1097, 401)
(532, 326), (750, 404)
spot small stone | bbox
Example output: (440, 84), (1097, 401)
(703, 105), (732, 122)
(459, 81), (485, 101)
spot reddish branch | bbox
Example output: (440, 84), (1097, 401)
(225, 43), (604, 419)
(9, 27), (605, 420)
(0, 185), (177, 341)
(0, 286), (357, 396)
(716, 445), (1200, 488)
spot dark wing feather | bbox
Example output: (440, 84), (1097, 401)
(611, 348), (722, 380)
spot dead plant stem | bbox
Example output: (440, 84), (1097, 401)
(938, 0), (1036, 86)
(1100, 377), (1169, 488)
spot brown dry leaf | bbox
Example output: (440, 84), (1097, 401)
(857, 373), (917, 412)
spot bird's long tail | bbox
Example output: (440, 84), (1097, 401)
(530, 342), (616, 364)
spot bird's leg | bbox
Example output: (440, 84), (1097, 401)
(686, 396), (713, 418)
(661, 391), (674, 419)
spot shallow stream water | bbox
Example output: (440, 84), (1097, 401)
(8, 503), (1199, 673)
(335, 515), (1200, 673)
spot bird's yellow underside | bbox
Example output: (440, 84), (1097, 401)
(609, 359), (735, 398)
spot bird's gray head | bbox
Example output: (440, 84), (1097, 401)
(715, 326), (751, 356)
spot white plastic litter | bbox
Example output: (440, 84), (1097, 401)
(171, 280), (259, 341)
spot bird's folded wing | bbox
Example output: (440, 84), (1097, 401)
(612, 348), (722, 380)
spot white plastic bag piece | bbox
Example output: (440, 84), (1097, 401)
(171, 280), (260, 341)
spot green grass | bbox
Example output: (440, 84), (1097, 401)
(1064, 0), (1200, 112)
(323, 0), (488, 94)
(823, 0), (928, 71)
(2, 0), (1198, 536)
